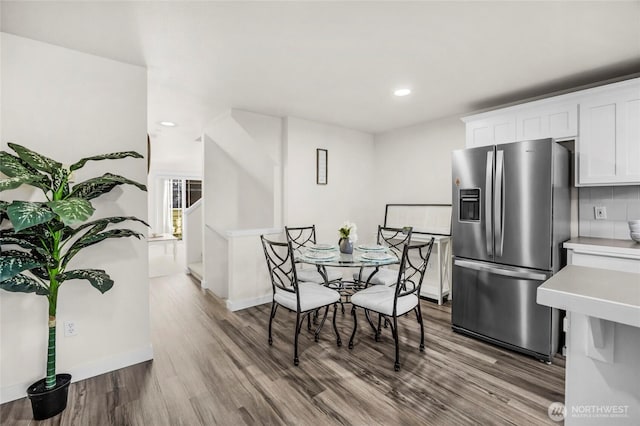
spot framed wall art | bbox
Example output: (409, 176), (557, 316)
(316, 148), (327, 185)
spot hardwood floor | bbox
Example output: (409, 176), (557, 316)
(1, 273), (565, 425)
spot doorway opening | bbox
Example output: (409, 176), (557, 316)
(168, 178), (202, 239)
(148, 174), (202, 278)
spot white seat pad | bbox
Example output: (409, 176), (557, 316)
(351, 285), (418, 316)
(297, 268), (342, 283)
(275, 282), (341, 312)
(353, 267), (398, 286)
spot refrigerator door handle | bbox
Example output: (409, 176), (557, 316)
(495, 150), (505, 257)
(485, 151), (494, 256)
(454, 259), (549, 281)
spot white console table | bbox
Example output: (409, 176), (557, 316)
(148, 233), (178, 260)
(383, 204), (453, 305)
(415, 234), (452, 305)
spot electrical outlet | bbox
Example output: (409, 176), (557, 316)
(594, 206), (607, 220)
(64, 321), (78, 337)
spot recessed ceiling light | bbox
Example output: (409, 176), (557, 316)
(159, 121), (177, 127)
(393, 88), (411, 97)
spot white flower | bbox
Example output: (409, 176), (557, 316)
(338, 221), (357, 241)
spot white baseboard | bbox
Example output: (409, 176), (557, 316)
(0, 344), (154, 404)
(226, 294), (272, 312)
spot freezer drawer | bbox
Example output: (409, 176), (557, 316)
(452, 259), (558, 359)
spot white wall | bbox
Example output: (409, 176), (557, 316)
(202, 134), (274, 231)
(284, 116), (377, 244)
(0, 33), (151, 402)
(372, 116), (465, 221)
(184, 199), (203, 266)
(201, 111), (283, 303)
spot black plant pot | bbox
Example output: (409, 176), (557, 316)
(27, 373), (72, 420)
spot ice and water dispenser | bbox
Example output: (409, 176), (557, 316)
(459, 188), (480, 222)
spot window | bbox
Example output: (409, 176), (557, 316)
(162, 178), (202, 239)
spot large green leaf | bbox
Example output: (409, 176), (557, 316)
(0, 273), (48, 295)
(8, 221), (61, 243)
(65, 216), (149, 239)
(0, 151), (49, 192)
(0, 152), (48, 187)
(57, 269), (114, 293)
(51, 167), (70, 198)
(0, 201), (8, 223)
(28, 266), (50, 281)
(0, 250), (45, 282)
(69, 173), (147, 200)
(62, 228), (143, 267)
(0, 174), (43, 192)
(70, 151), (144, 171)
(6, 201), (56, 232)
(0, 236), (53, 262)
(47, 198), (95, 226)
(8, 143), (62, 175)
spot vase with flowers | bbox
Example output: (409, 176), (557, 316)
(338, 221), (357, 254)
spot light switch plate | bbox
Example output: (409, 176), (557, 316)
(594, 206), (607, 220)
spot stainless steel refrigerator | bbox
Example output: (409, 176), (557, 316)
(451, 138), (570, 362)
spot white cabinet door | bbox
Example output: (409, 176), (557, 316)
(516, 103), (578, 141)
(578, 84), (640, 186)
(617, 93), (640, 181)
(465, 114), (516, 147)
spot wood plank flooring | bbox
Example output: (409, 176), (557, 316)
(1, 273), (565, 425)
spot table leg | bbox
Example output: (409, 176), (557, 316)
(437, 241), (443, 305)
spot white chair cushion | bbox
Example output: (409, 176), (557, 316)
(296, 268), (342, 283)
(351, 285), (418, 316)
(275, 282), (341, 312)
(353, 267), (398, 286)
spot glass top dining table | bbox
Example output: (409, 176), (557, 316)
(294, 245), (400, 291)
(294, 245), (400, 330)
(295, 247), (399, 268)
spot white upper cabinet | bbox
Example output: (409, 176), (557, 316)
(465, 113), (516, 147)
(578, 83), (640, 186)
(464, 99), (578, 148)
(462, 77), (640, 186)
(516, 102), (578, 141)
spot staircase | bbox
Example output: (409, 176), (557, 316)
(183, 198), (203, 283)
(200, 109), (284, 309)
(187, 261), (203, 281)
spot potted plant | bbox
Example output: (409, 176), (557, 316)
(338, 221), (358, 254)
(0, 143), (147, 420)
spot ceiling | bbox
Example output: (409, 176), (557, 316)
(2, 1), (640, 171)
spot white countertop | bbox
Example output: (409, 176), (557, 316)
(564, 237), (640, 259)
(537, 265), (640, 328)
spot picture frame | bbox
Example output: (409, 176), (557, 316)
(316, 148), (328, 185)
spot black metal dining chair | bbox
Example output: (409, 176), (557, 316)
(285, 225), (343, 284)
(349, 238), (434, 371)
(261, 235), (342, 366)
(353, 226), (413, 287)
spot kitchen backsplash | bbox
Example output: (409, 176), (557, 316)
(579, 186), (640, 240)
